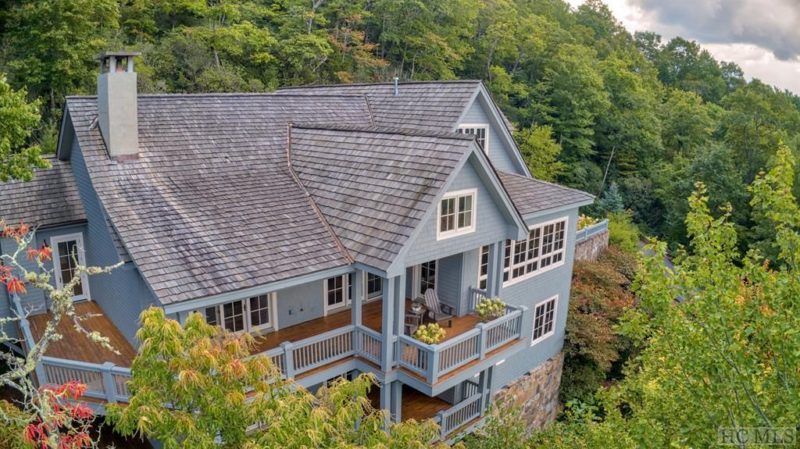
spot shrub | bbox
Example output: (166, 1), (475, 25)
(475, 297), (506, 321)
(413, 323), (446, 345)
(607, 210), (639, 254)
(0, 401), (30, 449)
(577, 214), (599, 230)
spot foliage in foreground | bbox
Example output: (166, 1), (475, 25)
(108, 308), (452, 449)
(474, 145), (800, 448)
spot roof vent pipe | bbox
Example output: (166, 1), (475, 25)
(393, 77), (399, 96)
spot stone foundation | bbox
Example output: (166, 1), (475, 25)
(492, 352), (564, 430)
(574, 230), (609, 262)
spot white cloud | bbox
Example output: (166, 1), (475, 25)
(567, 0), (800, 94)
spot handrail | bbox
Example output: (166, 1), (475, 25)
(467, 287), (489, 313)
(39, 356), (132, 403)
(396, 304), (526, 384)
(575, 218), (609, 242)
(11, 294), (47, 384)
(436, 392), (483, 439)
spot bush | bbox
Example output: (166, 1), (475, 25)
(0, 400), (31, 449)
(475, 298), (506, 321)
(413, 323), (446, 344)
(577, 214), (599, 230)
(607, 211), (639, 254)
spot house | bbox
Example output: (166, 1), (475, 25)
(0, 52), (593, 439)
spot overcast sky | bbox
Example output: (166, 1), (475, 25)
(567, 0), (800, 94)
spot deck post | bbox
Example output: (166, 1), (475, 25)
(485, 242), (499, 297)
(476, 323), (488, 360)
(477, 370), (487, 416)
(380, 380), (392, 428)
(380, 276), (395, 372)
(352, 269), (364, 354)
(393, 272), (406, 337)
(391, 380), (402, 422)
(281, 341), (295, 378)
(430, 349), (440, 384)
(102, 362), (117, 403)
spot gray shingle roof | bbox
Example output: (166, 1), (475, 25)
(66, 94), (373, 304)
(498, 171), (595, 216)
(0, 157), (86, 228)
(290, 125), (475, 269)
(278, 81), (480, 133)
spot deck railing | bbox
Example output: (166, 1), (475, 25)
(261, 324), (383, 378)
(40, 357), (132, 403)
(436, 393), (483, 439)
(396, 304), (525, 384)
(466, 287), (490, 312)
(575, 218), (609, 242)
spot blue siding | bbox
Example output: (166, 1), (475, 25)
(490, 208), (580, 389)
(70, 140), (159, 346)
(437, 253), (462, 313)
(459, 96), (524, 175)
(404, 157), (513, 267)
(276, 279), (325, 329)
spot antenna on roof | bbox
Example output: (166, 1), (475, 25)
(393, 77), (399, 96)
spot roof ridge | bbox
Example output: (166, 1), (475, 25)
(291, 123), (475, 141)
(278, 80), (482, 90)
(285, 123), (355, 265)
(66, 93), (369, 100)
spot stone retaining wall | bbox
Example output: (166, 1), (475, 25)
(574, 229), (609, 262)
(492, 352), (564, 430)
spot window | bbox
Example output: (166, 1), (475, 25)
(366, 273), (382, 301)
(503, 217), (567, 285)
(420, 260), (437, 294)
(531, 296), (557, 345)
(249, 295), (271, 330)
(51, 234), (89, 301)
(437, 189), (476, 239)
(203, 293), (276, 333)
(478, 246), (489, 290)
(458, 124), (489, 154)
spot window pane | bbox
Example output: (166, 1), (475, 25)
(249, 295), (270, 327)
(205, 307), (218, 326)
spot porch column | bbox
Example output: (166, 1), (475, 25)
(380, 276), (396, 372)
(379, 380), (392, 427)
(352, 269), (364, 326)
(486, 240), (504, 297)
(393, 272), (406, 336)
(478, 369), (488, 416)
(391, 380), (403, 422)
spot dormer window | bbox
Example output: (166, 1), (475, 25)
(458, 124), (489, 154)
(437, 189), (477, 239)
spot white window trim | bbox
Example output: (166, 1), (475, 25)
(50, 233), (90, 301)
(503, 216), (569, 288)
(477, 245), (489, 290)
(458, 123), (490, 155)
(436, 188), (478, 240)
(412, 260), (439, 299)
(323, 275), (352, 315)
(531, 295), (558, 346)
(202, 292), (278, 335)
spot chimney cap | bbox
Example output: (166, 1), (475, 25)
(97, 51), (141, 60)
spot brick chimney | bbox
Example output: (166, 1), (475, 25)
(97, 51), (141, 159)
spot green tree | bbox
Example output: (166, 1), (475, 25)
(659, 89), (718, 158)
(108, 308), (452, 449)
(516, 125), (564, 181)
(0, 76), (48, 181)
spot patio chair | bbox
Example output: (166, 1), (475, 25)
(404, 313), (422, 335)
(422, 289), (454, 328)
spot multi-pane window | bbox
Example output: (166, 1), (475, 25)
(249, 295), (271, 329)
(51, 234), (89, 300)
(458, 125), (488, 153)
(203, 294), (275, 333)
(478, 246), (489, 290)
(326, 276), (346, 309)
(438, 190), (476, 238)
(503, 218), (567, 285)
(420, 260), (437, 294)
(366, 273), (382, 300)
(531, 296), (557, 345)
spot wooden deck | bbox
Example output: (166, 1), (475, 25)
(27, 301), (137, 367)
(368, 385), (451, 422)
(252, 299), (481, 354)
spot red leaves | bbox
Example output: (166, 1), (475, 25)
(25, 382), (95, 449)
(6, 276), (26, 295)
(2, 222), (30, 240)
(26, 244), (53, 262)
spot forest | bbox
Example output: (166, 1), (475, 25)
(2, 0), (800, 251)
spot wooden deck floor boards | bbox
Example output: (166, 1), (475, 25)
(27, 301), (137, 367)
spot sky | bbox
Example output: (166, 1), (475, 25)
(567, 0), (800, 94)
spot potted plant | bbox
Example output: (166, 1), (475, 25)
(413, 323), (446, 345)
(475, 297), (506, 321)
